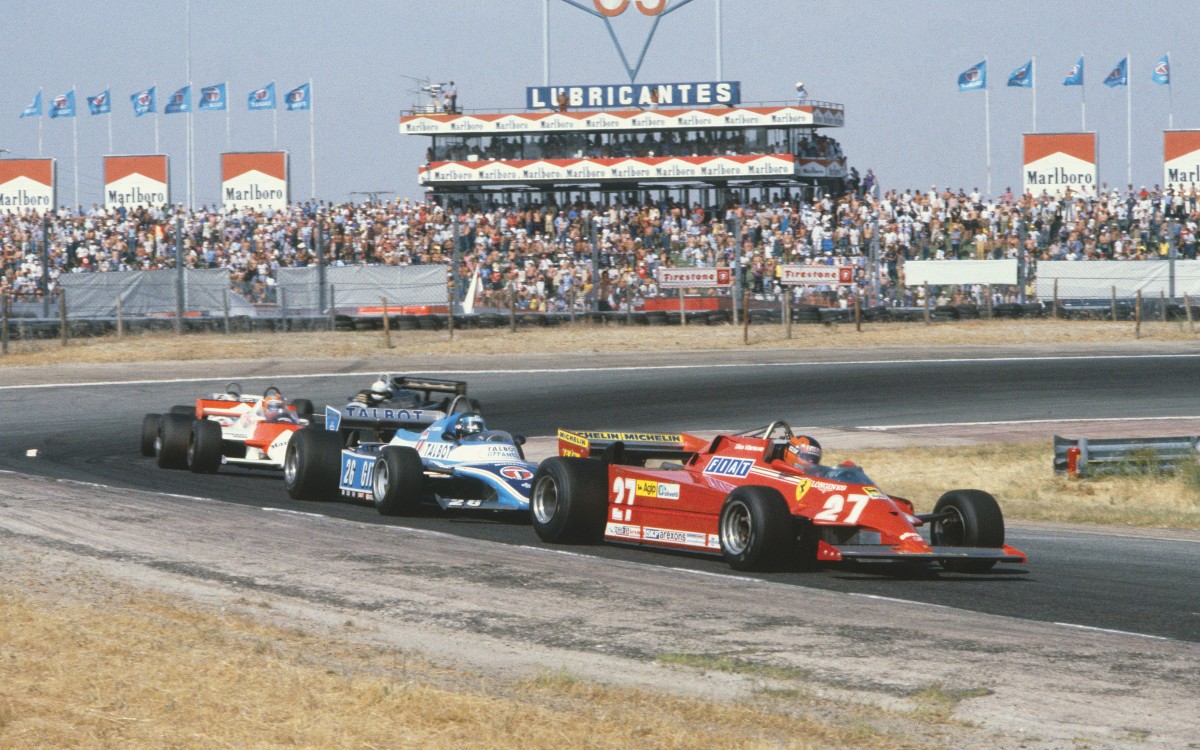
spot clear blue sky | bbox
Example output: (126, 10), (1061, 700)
(0, 0), (1189, 207)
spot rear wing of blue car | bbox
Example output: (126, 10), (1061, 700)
(325, 404), (446, 434)
(390, 376), (468, 398)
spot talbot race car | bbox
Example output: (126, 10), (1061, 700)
(140, 383), (314, 473)
(530, 423), (1027, 573)
(282, 410), (537, 516)
(325, 374), (481, 445)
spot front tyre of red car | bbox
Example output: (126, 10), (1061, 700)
(718, 486), (793, 572)
(931, 489), (1005, 573)
(530, 457), (608, 544)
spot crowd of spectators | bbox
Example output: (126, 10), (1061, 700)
(3, 181), (1198, 313)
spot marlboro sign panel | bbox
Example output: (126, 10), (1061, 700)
(0, 158), (55, 213)
(1022, 133), (1097, 198)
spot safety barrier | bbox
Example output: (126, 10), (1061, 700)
(1053, 435), (1200, 477)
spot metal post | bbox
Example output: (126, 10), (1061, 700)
(742, 290), (750, 345)
(316, 214), (327, 315)
(1135, 290), (1142, 339)
(1111, 285), (1118, 322)
(508, 282), (517, 332)
(2, 291), (8, 354)
(1185, 293), (1195, 333)
(329, 285), (337, 332)
(679, 287), (686, 326)
(1052, 278), (1059, 320)
(222, 287), (230, 335)
(381, 296), (392, 348)
(116, 293), (124, 338)
(854, 293), (862, 332)
(451, 215), (461, 304)
(590, 241), (600, 313)
(732, 261), (742, 326)
(1160, 289), (1167, 323)
(59, 290), (68, 347)
(570, 287), (577, 325)
(923, 284), (931, 325)
(985, 284), (993, 319)
(41, 214), (50, 320)
(783, 287), (791, 339)
(278, 288), (287, 334)
(446, 275), (455, 341)
(175, 215), (184, 335)
(626, 281), (633, 326)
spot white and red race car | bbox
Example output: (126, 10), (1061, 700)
(141, 383), (314, 473)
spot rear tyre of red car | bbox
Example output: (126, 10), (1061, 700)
(718, 486), (794, 572)
(156, 414), (193, 469)
(140, 413), (161, 457)
(372, 446), (424, 516)
(931, 489), (1005, 573)
(284, 427), (343, 501)
(530, 457), (608, 544)
(187, 419), (224, 474)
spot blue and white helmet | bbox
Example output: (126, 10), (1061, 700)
(454, 412), (486, 438)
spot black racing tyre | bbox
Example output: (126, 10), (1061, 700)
(289, 398), (315, 419)
(718, 486), (794, 572)
(931, 489), (1005, 573)
(284, 427), (343, 501)
(156, 413), (193, 469)
(530, 457), (609, 544)
(187, 419), (224, 474)
(371, 445), (425, 516)
(140, 413), (161, 457)
(170, 404), (195, 415)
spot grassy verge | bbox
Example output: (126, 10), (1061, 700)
(832, 443), (1200, 529)
(0, 579), (953, 750)
(2, 318), (1199, 366)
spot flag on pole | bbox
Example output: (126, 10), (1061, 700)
(49, 90), (76, 118)
(957, 60), (987, 91)
(165, 85), (192, 114)
(1153, 55), (1170, 85)
(198, 83), (227, 111)
(1103, 57), (1128, 88)
(87, 89), (111, 115)
(1063, 57), (1084, 86)
(131, 87), (156, 117)
(20, 90), (42, 118)
(247, 83), (276, 110)
(1008, 60), (1033, 88)
(285, 82), (311, 111)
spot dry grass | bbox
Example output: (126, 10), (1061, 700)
(2, 318), (1199, 366)
(0, 580), (950, 750)
(829, 443), (1200, 528)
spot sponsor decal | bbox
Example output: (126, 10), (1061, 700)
(606, 523), (642, 539)
(419, 442), (452, 459)
(658, 267), (733, 288)
(558, 429), (590, 448)
(900, 532), (923, 542)
(656, 482), (680, 500)
(339, 453), (376, 492)
(811, 480), (847, 493)
(707, 534), (721, 549)
(324, 405), (342, 432)
(572, 430), (681, 444)
(733, 443), (762, 452)
(704, 456), (753, 478)
(561, 448), (582, 458)
(636, 479), (658, 498)
(486, 445), (521, 459)
(863, 486), (886, 499)
(643, 527), (708, 547)
(794, 477), (813, 500)
(499, 466), (534, 481)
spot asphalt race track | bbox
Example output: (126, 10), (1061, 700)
(3, 351), (1198, 642)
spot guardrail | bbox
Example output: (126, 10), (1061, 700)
(1053, 435), (1200, 477)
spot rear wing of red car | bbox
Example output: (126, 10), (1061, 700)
(557, 429), (707, 466)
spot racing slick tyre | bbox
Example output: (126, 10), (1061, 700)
(931, 489), (1005, 573)
(140, 413), (162, 457)
(530, 457), (608, 544)
(170, 404), (195, 415)
(156, 413), (193, 470)
(284, 427), (343, 501)
(718, 486), (794, 572)
(372, 446), (425, 516)
(187, 419), (224, 474)
(289, 399), (315, 419)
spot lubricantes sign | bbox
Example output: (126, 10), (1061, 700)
(1022, 133), (1097, 198)
(104, 155), (169, 209)
(0, 158), (55, 213)
(1163, 130), (1200, 190)
(221, 151), (288, 211)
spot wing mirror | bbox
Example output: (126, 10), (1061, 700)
(513, 435), (527, 446)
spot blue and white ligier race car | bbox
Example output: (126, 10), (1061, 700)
(283, 410), (537, 516)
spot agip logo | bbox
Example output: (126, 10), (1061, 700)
(593, 0), (667, 15)
(565, 0), (694, 82)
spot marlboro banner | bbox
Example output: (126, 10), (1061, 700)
(104, 155), (169, 209)
(658, 267), (732, 288)
(780, 265), (854, 285)
(221, 151), (288, 211)
(0, 158), (55, 213)
(1022, 133), (1097, 198)
(1163, 130), (1200, 190)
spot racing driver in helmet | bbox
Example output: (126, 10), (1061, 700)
(783, 435), (822, 468)
(452, 413), (486, 441)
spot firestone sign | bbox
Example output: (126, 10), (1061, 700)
(780, 265), (854, 285)
(1022, 133), (1097, 198)
(657, 267), (732, 288)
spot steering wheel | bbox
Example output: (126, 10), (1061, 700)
(763, 420), (794, 440)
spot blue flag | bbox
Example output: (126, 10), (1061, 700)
(87, 89), (111, 115)
(1063, 57), (1084, 86)
(1153, 55), (1170, 85)
(20, 90), (42, 118)
(285, 82), (311, 111)
(165, 85), (191, 114)
(49, 90), (76, 119)
(957, 60), (987, 91)
(131, 87), (156, 117)
(198, 83), (227, 111)
(1103, 57), (1128, 88)
(247, 83), (275, 110)
(1008, 60), (1033, 88)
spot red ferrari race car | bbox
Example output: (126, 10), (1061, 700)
(140, 383), (314, 473)
(531, 423), (1026, 573)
